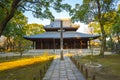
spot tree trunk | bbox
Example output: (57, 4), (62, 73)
(18, 40), (23, 57)
(12, 41), (15, 51)
(6, 37), (11, 51)
(6, 38), (9, 50)
(99, 28), (106, 57)
(96, 0), (106, 57)
(8, 37), (11, 50)
(0, 0), (21, 36)
(116, 32), (120, 44)
(109, 34), (114, 51)
(116, 32), (120, 53)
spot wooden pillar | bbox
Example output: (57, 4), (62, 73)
(48, 40), (49, 49)
(70, 39), (72, 49)
(74, 40), (75, 49)
(41, 40), (43, 49)
(80, 41), (82, 49)
(53, 38), (55, 53)
(60, 20), (63, 60)
(86, 40), (88, 49)
(88, 40), (90, 49)
(33, 41), (35, 49)
(33, 41), (34, 49)
(79, 41), (81, 49)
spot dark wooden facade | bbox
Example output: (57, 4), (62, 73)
(34, 38), (88, 49)
(24, 26), (99, 49)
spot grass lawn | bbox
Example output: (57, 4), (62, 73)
(0, 55), (32, 63)
(0, 54), (54, 80)
(78, 54), (120, 80)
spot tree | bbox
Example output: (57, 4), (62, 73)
(2, 11), (33, 56)
(0, 0), (71, 36)
(23, 23), (45, 36)
(2, 11), (27, 52)
(111, 4), (120, 53)
(0, 0), (21, 35)
(70, 0), (119, 56)
(88, 11), (117, 51)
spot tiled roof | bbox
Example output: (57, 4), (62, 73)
(24, 32), (100, 40)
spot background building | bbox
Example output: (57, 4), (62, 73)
(24, 19), (99, 49)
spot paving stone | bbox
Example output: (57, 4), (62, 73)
(42, 78), (50, 80)
(51, 75), (59, 78)
(68, 77), (76, 80)
(51, 77), (60, 80)
(60, 78), (68, 80)
(43, 55), (86, 80)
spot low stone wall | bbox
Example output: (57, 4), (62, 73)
(27, 49), (100, 55)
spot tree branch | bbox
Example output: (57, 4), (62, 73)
(0, 0), (21, 36)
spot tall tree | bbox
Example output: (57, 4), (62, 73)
(0, 0), (71, 36)
(70, 0), (119, 56)
(112, 4), (120, 53)
(88, 11), (117, 51)
(2, 11), (27, 51)
(0, 0), (21, 35)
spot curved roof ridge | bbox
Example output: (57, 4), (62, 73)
(24, 31), (100, 40)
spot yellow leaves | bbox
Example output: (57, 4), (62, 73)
(88, 11), (117, 35)
(24, 23), (45, 36)
(90, 40), (100, 47)
(88, 22), (101, 34)
(104, 11), (116, 21)
(0, 55), (53, 71)
(103, 12), (117, 34)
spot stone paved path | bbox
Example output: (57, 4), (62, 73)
(43, 55), (85, 80)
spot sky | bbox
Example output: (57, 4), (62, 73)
(24, 0), (90, 33)
(24, 0), (83, 25)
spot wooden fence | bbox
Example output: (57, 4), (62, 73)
(70, 56), (96, 80)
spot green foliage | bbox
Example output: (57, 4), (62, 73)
(112, 5), (120, 35)
(0, 0), (72, 53)
(19, 0), (71, 20)
(88, 22), (101, 34)
(2, 11), (27, 37)
(70, 0), (118, 23)
(23, 23), (45, 36)
(111, 5), (120, 53)
(70, 3), (90, 23)
(14, 37), (32, 56)
(88, 10), (118, 38)
(0, 0), (71, 35)
(0, 0), (13, 23)
(70, 0), (119, 56)
(1, 11), (29, 52)
(112, 24), (120, 34)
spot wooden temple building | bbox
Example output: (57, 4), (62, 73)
(24, 19), (99, 49)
